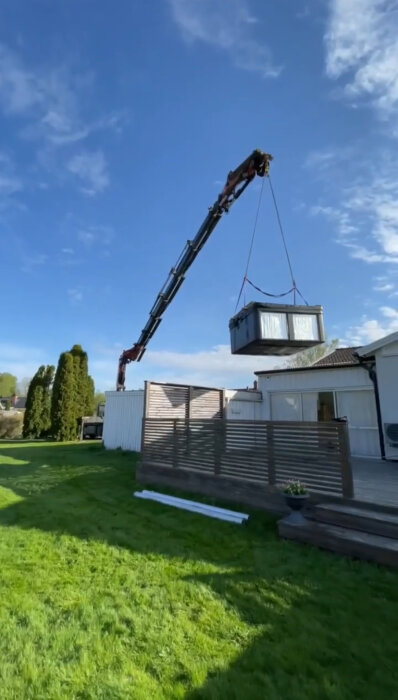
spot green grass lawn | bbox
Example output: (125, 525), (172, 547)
(0, 442), (397, 699)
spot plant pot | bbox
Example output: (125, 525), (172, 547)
(285, 494), (309, 511)
(283, 493), (309, 525)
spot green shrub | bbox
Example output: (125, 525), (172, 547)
(0, 412), (23, 439)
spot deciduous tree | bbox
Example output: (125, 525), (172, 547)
(0, 373), (17, 397)
(285, 339), (339, 368)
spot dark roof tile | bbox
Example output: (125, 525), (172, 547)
(255, 347), (362, 375)
(313, 347), (360, 367)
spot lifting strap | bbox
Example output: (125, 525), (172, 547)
(235, 174), (308, 310)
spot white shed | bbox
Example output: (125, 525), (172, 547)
(102, 390), (144, 451)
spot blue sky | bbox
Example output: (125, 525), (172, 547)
(0, 0), (397, 391)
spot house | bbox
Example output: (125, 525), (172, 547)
(0, 395), (27, 411)
(102, 333), (398, 462)
(255, 332), (398, 460)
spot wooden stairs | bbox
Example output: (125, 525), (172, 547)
(278, 501), (398, 568)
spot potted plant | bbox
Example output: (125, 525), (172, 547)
(281, 481), (309, 525)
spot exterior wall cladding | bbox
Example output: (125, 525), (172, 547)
(256, 366), (373, 420)
(103, 390), (144, 451)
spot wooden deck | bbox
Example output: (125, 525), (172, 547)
(279, 458), (398, 568)
(352, 457), (398, 509)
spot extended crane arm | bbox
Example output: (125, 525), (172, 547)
(117, 149), (273, 390)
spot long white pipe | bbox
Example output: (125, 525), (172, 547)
(141, 490), (249, 520)
(139, 490), (248, 521)
(135, 492), (243, 522)
(134, 490), (248, 523)
(135, 492), (244, 523)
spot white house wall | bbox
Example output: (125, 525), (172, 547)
(226, 399), (263, 421)
(257, 367), (372, 409)
(257, 367), (380, 458)
(225, 389), (263, 421)
(103, 390), (144, 452)
(375, 343), (398, 460)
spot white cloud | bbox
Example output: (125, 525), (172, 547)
(0, 43), (42, 114)
(0, 42), (126, 147)
(21, 252), (48, 272)
(0, 172), (23, 202)
(343, 305), (398, 345)
(0, 43), (85, 146)
(147, 344), (277, 376)
(304, 145), (355, 173)
(67, 288), (83, 304)
(61, 247), (74, 255)
(0, 152), (23, 208)
(325, 0), (398, 120)
(308, 150), (398, 265)
(77, 224), (114, 247)
(45, 111), (126, 146)
(373, 282), (394, 292)
(78, 230), (96, 245)
(169, 0), (281, 77)
(0, 173), (22, 196)
(380, 305), (398, 319)
(0, 342), (47, 379)
(90, 343), (281, 391)
(67, 150), (109, 195)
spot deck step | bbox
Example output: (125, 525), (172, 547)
(278, 518), (398, 568)
(311, 503), (398, 539)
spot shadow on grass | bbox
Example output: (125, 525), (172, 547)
(0, 442), (397, 698)
(0, 442), (275, 566)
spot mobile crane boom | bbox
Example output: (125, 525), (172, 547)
(117, 149), (273, 390)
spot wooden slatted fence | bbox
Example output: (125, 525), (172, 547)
(145, 381), (225, 420)
(139, 418), (354, 507)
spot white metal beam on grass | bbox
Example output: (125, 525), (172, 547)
(134, 490), (249, 523)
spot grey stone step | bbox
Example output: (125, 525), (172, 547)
(311, 502), (398, 539)
(279, 518), (398, 568)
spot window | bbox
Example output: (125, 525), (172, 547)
(271, 393), (301, 421)
(292, 314), (319, 341)
(260, 312), (288, 339)
(317, 392), (335, 421)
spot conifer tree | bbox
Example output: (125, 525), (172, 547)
(41, 365), (55, 436)
(23, 366), (45, 438)
(51, 344), (95, 440)
(23, 365), (55, 439)
(51, 353), (76, 441)
(86, 375), (95, 416)
(70, 344), (94, 427)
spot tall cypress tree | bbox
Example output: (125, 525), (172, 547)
(51, 353), (77, 441)
(70, 344), (94, 419)
(86, 375), (95, 416)
(70, 345), (87, 418)
(51, 344), (95, 441)
(41, 365), (55, 436)
(23, 366), (45, 438)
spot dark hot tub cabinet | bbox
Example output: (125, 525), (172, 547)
(229, 302), (325, 356)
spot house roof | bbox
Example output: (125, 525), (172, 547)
(255, 347), (361, 376)
(312, 347), (361, 367)
(357, 331), (398, 358)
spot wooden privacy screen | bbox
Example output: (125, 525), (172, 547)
(140, 417), (354, 501)
(144, 381), (225, 420)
